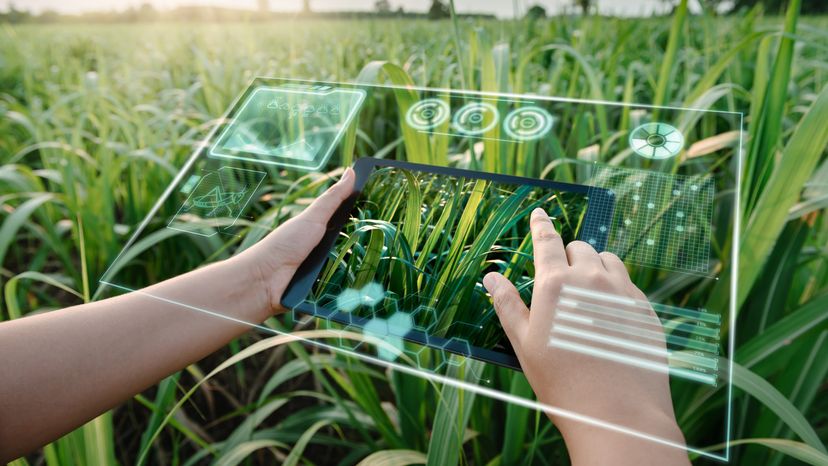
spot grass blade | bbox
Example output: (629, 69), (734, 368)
(357, 449), (427, 465)
(426, 359), (482, 466)
(732, 362), (826, 454)
(708, 439), (828, 466)
(653, 0), (687, 111)
(738, 83), (828, 306)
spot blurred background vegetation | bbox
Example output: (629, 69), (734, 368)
(1, 0), (827, 464)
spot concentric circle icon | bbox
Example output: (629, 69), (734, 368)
(406, 98), (450, 131)
(503, 106), (554, 141)
(452, 102), (499, 135)
(629, 122), (684, 159)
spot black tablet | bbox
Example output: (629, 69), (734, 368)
(282, 158), (616, 370)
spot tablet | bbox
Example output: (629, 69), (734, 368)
(282, 158), (616, 369)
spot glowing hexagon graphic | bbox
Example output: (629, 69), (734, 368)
(360, 282), (385, 307)
(336, 288), (362, 312)
(362, 312), (414, 361)
(411, 305), (438, 332)
(387, 312), (413, 337)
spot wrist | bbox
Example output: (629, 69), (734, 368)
(554, 402), (683, 439)
(218, 253), (276, 323)
(553, 406), (688, 466)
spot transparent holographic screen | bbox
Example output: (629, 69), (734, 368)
(99, 77), (742, 461)
(209, 86), (366, 171)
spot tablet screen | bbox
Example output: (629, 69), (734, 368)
(296, 160), (613, 368)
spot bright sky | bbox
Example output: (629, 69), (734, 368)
(5, 0), (686, 18)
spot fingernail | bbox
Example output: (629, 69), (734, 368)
(532, 207), (546, 217)
(483, 272), (498, 291)
(340, 167), (353, 183)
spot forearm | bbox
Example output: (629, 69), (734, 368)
(0, 254), (269, 461)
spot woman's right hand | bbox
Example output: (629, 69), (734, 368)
(483, 208), (690, 466)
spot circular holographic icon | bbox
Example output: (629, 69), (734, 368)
(406, 98), (450, 131)
(503, 106), (554, 141)
(629, 123), (685, 160)
(452, 102), (499, 136)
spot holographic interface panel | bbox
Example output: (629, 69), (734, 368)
(100, 77), (742, 462)
(210, 85), (365, 171)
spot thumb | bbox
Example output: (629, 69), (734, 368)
(258, 167), (355, 265)
(296, 166), (355, 225)
(483, 272), (529, 347)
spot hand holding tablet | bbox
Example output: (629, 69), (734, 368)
(483, 211), (689, 465)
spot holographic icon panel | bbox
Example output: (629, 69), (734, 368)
(167, 166), (266, 237)
(406, 98), (450, 131)
(503, 106), (554, 141)
(629, 123), (684, 159)
(209, 86), (366, 171)
(405, 97), (555, 143)
(452, 102), (499, 135)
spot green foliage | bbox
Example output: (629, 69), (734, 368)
(1, 6), (827, 465)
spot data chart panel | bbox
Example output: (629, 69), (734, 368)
(588, 165), (715, 275)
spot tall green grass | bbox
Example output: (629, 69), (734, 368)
(1, 4), (827, 465)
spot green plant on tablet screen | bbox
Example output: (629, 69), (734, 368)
(311, 166), (588, 354)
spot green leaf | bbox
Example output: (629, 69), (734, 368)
(0, 193), (56, 269)
(737, 292), (828, 369)
(706, 439), (828, 466)
(744, 0), (802, 213)
(4, 271), (82, 320)
(80, 412), (116, 466)
(357, 449), (427, 466)
(682, 31), (770, 106)
(738, 83), (828, 307)
(732, 362), (826, 454)
(500, 374), (534, 465)
(653, 0), (687, 111)
(356, 61), (434, 165)
(136, 329), (345, 464)
(214, 440), (287, 466)
(283, 419), (331, 466)
(133, 393), (211, 452)
(755, 332), (828, 466)
(426, 359), (483, 466)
